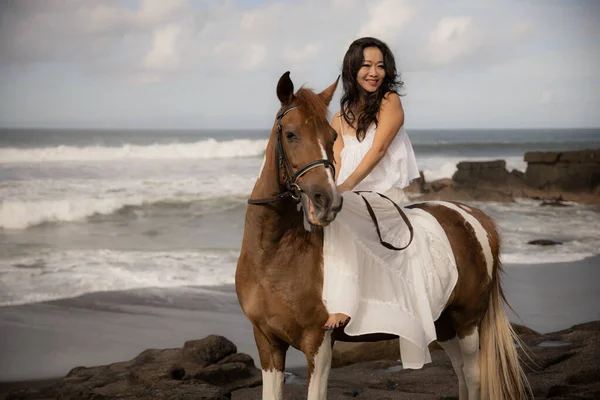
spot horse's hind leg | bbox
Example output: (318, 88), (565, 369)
(437, 311), (468, 400)
(253, 327), (289, 400)
(438, 337), (467, 400)
(458, 327), (481, 400)
(303, 329), (333, 400)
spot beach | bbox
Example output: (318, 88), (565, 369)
(1, 255), (599, 398)
(1, 127), (599, 398)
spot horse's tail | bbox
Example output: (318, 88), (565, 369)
(479, 262), (532, 399)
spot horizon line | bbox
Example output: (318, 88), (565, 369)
(1, 126), (599, 131)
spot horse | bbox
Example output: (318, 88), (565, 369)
(236, 72), (530, 400)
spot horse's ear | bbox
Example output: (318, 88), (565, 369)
(276, 71), (294, 106)
(318, 75), (340, 106)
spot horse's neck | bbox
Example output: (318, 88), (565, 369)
(247, 164), (321, 251)
(248, 178), (305, 242)
(246, 135), (323, 254)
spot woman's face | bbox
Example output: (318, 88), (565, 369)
(356, 46), (385, 93)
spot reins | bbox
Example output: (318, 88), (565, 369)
(354, 191), (414, 251)
(248, 104), (335, 205)
(246, 104), (414, 252)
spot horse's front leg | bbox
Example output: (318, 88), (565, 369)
(303, 329), (333, 400)
(253, 327), (289, 400)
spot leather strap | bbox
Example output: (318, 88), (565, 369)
(354, 191), (414, 251)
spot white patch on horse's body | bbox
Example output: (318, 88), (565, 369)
(458, 204), (472, 212)
(318, 138), (336, 191)
(459, 328), (481, 399)
(428, 201), (493, 278)
(307, 330), (332, 400)
(439, 337), (468, 400)
(262, 369), (284, 400)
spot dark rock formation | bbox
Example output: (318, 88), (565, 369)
(6, 335), (261, 400)
(405, 149), (600, 205)
(525, 149), (600, 193)
(6, 323), (600, 400)
(540, 199), (570, 207)
(233, 322), (600, 399)
(528, 239), (563, 246)
(452, 160), (516, 185)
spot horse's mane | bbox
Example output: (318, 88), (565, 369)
(294, 87), (329, 122)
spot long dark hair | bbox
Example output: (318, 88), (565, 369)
(340, 37), (403, 141)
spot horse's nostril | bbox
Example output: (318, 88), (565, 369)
(313, 191), (330, 209)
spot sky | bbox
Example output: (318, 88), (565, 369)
(0, 0), (599, 130)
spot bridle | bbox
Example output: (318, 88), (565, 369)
(248, 103), (335, 205)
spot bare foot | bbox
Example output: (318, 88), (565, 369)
(323, 313), (350, 330)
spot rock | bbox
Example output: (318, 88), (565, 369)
(405, 170), (425, 194)
(511, 323), (540, 337)
(403, 151), (600, 204)
(430, 179), (452, 192)
(332, 340), (400, 368)
(524, 152), (561, 164)
(415, 182), (515, 202)
(510, 169), (525, 179)
(234, 320), (600, 399)
(524, 149), (600, 193)
(8, 323), (600, 400)
(528, 239), (563, 246)
(217, 353), (256, 367)
(452, 160), (511, 184)
(559, 149), (600, 163)
(182, 335), (237, 367)
(6, 335), (260, 400)
(540, 199), (569, 207)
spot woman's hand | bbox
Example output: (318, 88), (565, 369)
(337, 181), (352, 193)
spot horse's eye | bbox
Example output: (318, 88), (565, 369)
(285, 131), (296, 141)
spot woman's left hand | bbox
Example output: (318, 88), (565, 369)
(337, 182), (352, 193)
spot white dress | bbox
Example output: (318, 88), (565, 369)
(323, 118), (458, 369)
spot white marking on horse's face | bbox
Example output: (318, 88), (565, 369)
(307, 330), (332, 400)
(318, 138), (336, 192)
(262, 369), (284, 400)
(430, 201), (494, 278)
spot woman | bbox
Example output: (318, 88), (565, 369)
(323, 37), (420, 330)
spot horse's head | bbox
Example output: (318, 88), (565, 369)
(271, 71), (343, 227)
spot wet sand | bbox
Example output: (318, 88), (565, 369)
(1, 255), (599, 397)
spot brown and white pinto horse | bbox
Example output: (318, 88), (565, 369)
(236, 72), (530, 400)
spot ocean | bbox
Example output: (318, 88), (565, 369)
(1, 127), (599, 307)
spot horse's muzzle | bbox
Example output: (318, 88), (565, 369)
(301, 186), (343, 226)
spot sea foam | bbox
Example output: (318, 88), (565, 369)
(0, 139), (268, 163)
(0, 249), (239, 307)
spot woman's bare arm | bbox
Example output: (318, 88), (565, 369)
(338, 93), (404, 192)
(331, 112), (344, 183)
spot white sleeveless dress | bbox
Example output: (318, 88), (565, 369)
(322, 119), (458, 369)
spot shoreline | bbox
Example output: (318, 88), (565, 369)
(1, 255), (599, 387)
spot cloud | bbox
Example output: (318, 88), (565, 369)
(357, 0), (414, 42)
(427, 16), (482, 66)
(0, 0), (536, 82)
(1, 0), (597, 128)
(143, 24), (183, 71)
(282, 44), (321, 66)
(541, 90), (554, 104)
(240, 44), (268, 72)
